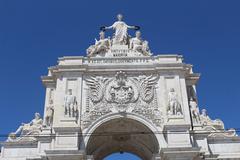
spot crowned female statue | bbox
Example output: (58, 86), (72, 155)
(104, 14), (138, 45)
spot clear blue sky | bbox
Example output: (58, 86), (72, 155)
(1, 0), (240, 159)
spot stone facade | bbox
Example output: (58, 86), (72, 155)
(1, 15), (240, 160)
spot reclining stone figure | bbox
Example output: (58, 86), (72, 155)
(87, 31), (110, 57)
(7, 113), (43, 142)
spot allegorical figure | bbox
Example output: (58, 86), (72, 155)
(200, 109), (224, 129)
(200, 109), (211, 125)
(200, 108), (223, 128)
(7, 113), (43, 142)
(87, 31), (110, 57)
(104, 14), (137, 45)
(200, 109), (237, 137)
(167, 88), (182, 115)
(44, 99), (54, 127)
(14, 113), (43, 136)
(130, 31), (151, 56)
(189, 97), (201, 123)
(64, 89), (78, 117)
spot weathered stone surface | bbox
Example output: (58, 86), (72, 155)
(1, 15), (240, 160)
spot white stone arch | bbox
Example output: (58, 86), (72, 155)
(82, 112), (167, 159)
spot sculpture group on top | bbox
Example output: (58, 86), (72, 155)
(87, 14), (151, 57)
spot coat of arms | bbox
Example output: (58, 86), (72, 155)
(105, 71), (139, 112)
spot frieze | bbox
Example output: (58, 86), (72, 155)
(82, 71), (163, 129)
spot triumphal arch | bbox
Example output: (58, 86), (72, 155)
(1, 14), (240, 160)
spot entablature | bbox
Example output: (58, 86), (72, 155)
(41, 55), (198, 87)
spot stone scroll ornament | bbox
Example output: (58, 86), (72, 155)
(83, 72), (163, 129)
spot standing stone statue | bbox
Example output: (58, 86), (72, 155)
(44, 99), (54, 127)
(64, 89), (78, 117)
(87, 31), (111, 57)
(14, 113), (43, 135)
(167, 88), (182, 115)
(189, 97), (200, 123)
(104, 14), (138, 45)
(130, 31), (151, 56)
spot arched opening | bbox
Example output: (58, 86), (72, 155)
(86, 118), (159, 160)
(104, 152), (141, 160)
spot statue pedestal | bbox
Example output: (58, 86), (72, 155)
(164, 124), (192, 148)
(167, 115), (184, 123)
(192, 123), (202, 130)
(41, 127), (52, 134)
(160, 147), (201, 160)
(60, 117), (77, 123)
(53, 126), (81, 150)
(38, 128), (52, 156)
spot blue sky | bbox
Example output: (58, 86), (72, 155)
(104, 153), (141, 160)
(1, 0), (240, 159)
